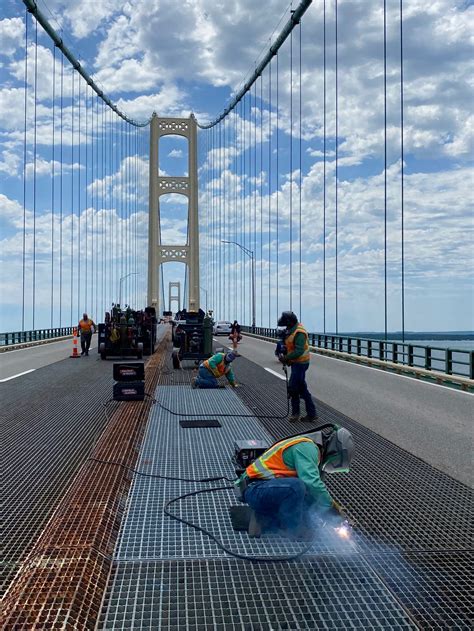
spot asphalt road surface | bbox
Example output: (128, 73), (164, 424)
(235, 335), (473, 486)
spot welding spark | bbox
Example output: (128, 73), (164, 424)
(335, 524), (351, 539)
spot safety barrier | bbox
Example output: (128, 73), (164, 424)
(0, 327), (74, 347)
(241, 327), (474, 380)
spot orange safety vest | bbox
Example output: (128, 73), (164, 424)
(78, 319), (95, 334)
(203, 354), (227, 378)
(246, 436), (318, 480)
(285, 323), (310, 363)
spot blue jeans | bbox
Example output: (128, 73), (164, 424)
(194, 364), (218, 388)
(244, 478), (310, 531)
(288, 363), (316, 416)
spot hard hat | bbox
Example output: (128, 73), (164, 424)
(277, 311), (298, 328)
(225, 352), (236, 363)
(304, 424), (354, 473)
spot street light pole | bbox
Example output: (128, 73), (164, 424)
(119, 272), (139, 307)
(221, 240), (256, 330)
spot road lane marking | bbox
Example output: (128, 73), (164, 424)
(264, 367), (287, 381)
(0, 369), (36, 382)
(244, 335), (472, 396)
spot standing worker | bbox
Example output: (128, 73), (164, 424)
(78, 313), (96, 356)
(193, 351), (238, 389)
(277, 311), (317, 422)
(229, 320), (242, 351)
(235, 424), (354, 538)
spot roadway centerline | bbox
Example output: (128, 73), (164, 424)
(0, 369), (36, 382)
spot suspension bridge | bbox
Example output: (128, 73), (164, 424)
(1, 0), (473, 629)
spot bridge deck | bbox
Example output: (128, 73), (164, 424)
(2, 334), (472, 629)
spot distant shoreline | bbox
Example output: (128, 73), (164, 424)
(328, 332), (474, 341)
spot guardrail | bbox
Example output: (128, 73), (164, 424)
(241, 327), (474, 380)
(0, 327), (74, 347)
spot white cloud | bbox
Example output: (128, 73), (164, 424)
(0, 17), (24, 56)
(168, 149), (183, 158)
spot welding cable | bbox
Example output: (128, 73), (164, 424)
(164, 487), (316, 562)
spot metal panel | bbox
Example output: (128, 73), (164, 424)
(99, 559), (416, 630)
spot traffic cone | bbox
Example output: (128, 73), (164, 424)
(70, 328), (80, 358)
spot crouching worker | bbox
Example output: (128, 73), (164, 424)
(235, 424), (353, 539)
(193, 351), (238, 389)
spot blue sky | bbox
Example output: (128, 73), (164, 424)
(0, 0), (473, 332)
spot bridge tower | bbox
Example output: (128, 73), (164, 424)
(147, 113), (200, 314)
(168, 281), (181, 314)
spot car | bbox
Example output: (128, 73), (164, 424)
(213, 321), (232, 335)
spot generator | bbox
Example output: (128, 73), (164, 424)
(171, 309), (213, 368)
(98, 305), (157, 360)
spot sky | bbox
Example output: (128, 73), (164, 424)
(0, 0), (473, 333)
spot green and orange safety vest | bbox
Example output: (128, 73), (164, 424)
(246, 436), (317, 480)
(285, 323), (310, 364)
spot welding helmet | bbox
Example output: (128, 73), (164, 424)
(224, 352), (236, 363)
(304, 424), (354, 473)
(277, 311), (298, 328)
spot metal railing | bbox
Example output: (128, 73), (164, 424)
(0, 328), (74, 347)
(241, 327), (474, 380)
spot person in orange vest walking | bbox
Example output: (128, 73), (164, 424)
(77, 313), (96, 356)
(235, 424), (354, 537)
(192, 351), (238, 388)
(277, 311), (317, 422)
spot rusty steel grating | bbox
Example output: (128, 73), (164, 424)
(1, 356), (118, 595)
(0, 333), (170, 630)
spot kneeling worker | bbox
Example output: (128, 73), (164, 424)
(235, 424), (353, 537)
(193, 351), (238, 388)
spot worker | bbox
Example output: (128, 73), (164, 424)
(193, 351), (238, 388)
(235, 424), (354, 538)
(77, 313), (96, 356)
(277, 311), (317, 422)
(229, 320), (242, 351)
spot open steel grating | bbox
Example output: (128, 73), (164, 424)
(99, 559), (417, 630)
(1, 356), (118, 595)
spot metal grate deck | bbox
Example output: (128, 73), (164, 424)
(100, 559), (416, 630)
(1, 355), (116, 595)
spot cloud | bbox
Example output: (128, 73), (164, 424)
(0, 17), (24, 56)
(168, 149), (183, 158)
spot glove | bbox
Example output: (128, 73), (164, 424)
(331, 499), (344, 515)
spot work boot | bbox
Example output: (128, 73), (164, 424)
(248, 510), (262, 538)
(289, 414), (300, 422)
(300, 414), (318, 422)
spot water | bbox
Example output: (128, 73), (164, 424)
(398, 339), (474, 352)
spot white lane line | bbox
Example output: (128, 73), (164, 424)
(0, 369), (36, 382)
(264, 367), (287, 381)
(246, 335), (472, 396)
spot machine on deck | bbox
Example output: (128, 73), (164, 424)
(171, 309), (213, 369)
(98, 305), (158, 360)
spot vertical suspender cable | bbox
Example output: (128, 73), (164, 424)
(299, 21), (302, 322)
(289, 26), (293, 312)
(70, 69), (74, 326)
(268, 59), (273, 326)
(51, 43), (55, 327)
(335, 0), (339, 334)
(59, 51), (64, 326)
(323, 0), (327, 334)
(275, 55), (279, 323)
(260, 74), (263, 326)
(32, 17), (38, 329)
(253, 82), (257, 324)
(22, 8), (28, 332)
(400, 0), (405, 342)
(383, 0), (388, 341)
(77, 70), (81, 321)
(91, 90), (95, 315)
(85, 85), (88, 310)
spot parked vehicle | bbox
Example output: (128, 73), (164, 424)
(213, 321), (232, 335)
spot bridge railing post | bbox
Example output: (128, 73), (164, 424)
(469, 351), (474, 380)
(445, 349), (453, 375)
(392, 343), (398, 364)
(425, 346), (432, 371)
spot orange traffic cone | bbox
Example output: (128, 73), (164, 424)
(70, 328), (80, 358)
